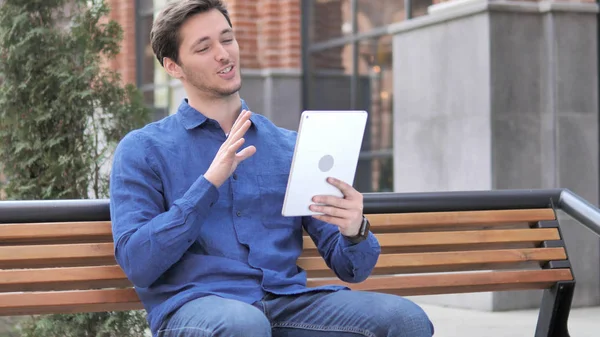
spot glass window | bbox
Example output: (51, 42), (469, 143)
(153, 60), (171, 87)
(355, 35), (394, 192)
(138, 0), (154, 14)
(357, 0), (405, 32)
(357, 0), (434, 30)
(412, 0), (435, 18)
(310, 0), (352, 43)
(304, 1), (438, 193)
(153, 0), (169, 12)
(137, 0), (174, 121)
(355, 155), (394, 192)
(142, 86), (170, 121)
(138, 14), (155, 87)
(139, 0), (170, 14)
(307, 45), (354, 110)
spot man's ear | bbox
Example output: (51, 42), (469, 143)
(163, 57), (183, 79)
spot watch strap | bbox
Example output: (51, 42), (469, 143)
(344, 215), (370, 244)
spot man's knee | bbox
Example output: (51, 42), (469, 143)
(214, 305), (271, 336)
(340, 291), (433, 336)
(376, 294), (434, 336)
(159, 296), (271, 337)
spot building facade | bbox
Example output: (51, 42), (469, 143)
(110, 0), (433, 194)
(109, 0), (600, 312)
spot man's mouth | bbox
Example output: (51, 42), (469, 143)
(218, 66), (233, 74)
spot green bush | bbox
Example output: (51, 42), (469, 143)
(0, 0), (151, 335)
(19, 312), (149, 337)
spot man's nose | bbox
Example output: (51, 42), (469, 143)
(214, 43), (229, 62)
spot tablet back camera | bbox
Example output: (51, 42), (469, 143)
(319, 154), (334, 172)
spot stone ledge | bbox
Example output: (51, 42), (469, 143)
(388, 0), (598, 35)
(240, 68), (302, 78)
(429, 0), (599, 14)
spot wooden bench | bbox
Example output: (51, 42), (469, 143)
(0, 195), (580, 337)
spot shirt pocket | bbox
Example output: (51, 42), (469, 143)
(257, 173), (296, 229)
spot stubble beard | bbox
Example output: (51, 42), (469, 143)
(184, 66), (242, 99)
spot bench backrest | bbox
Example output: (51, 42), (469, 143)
(0, 208), (573, 316)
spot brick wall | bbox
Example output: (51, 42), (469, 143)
(229, 0), (302, 69)
(106, 0), (137, 84)
(228, 1), (260, 69)
(106, 0), (303, 76)
(311, 0), (346, 71)
(105, 0), (597, 81)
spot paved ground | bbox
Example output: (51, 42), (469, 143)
(420, 304), (600, 336)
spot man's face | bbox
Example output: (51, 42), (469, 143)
(172, 9), (241, 98)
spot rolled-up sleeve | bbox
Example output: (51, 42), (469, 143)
(302, 216), (380, 283)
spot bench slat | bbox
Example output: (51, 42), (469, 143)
(366, 209), (555, 231)
(303, 228), (560, 253)
(0, 208), (569, 316)
(306, 269), (573, 296)
(0, 222), (112, 244)
(0, 288), (142, 316)
(0, 266), (130, 292)
(1, 244), (566, 272)
(299, 247), (567, 276)
(0, 243), (115, 268)
(0, 209), (554, 244)
(0, 269), (573, 316)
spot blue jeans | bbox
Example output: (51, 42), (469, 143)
(157, 290), (434, 337)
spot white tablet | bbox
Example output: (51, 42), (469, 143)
(282, 110), (368, 217)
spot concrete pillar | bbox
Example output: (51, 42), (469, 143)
(392, 0), (599, 310)
(239, 69), (302, 131)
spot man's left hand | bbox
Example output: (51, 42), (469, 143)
(309, 177), (364, 237)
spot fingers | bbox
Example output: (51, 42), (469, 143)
(310, 204), (352, 219)
(230, 110), (247, 134)
(231, 119), (252, 140)
(326, 177), (361, 200)
(311, 178), (364, 237)
(236, 145), (256, 161)
(225, 119), (252, 149)
(225, 138), (256, 163)
(229, 110), (251, 140)
(311, 213), (356, 236)
(312, 195), (350, 210)
(222, 115), (255, 163)
(227, 138), (246, 155)
(312, 214), (344, 226)
(205, 110), (254, 188)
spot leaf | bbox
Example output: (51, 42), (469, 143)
(0, 0), (151, 334)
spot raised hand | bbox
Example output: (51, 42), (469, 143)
(309, 177), (364, 237)
(204, 110), (256, 188)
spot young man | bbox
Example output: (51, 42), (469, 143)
(109, 0), (434, 336)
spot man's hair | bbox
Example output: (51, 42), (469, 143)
(151, 0), (232, 67)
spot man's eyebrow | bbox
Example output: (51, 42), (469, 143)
(190, 29), (234, 50)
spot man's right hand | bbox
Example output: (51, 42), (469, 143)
(204, 110), (257, 188)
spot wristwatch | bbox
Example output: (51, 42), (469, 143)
(344, 215), (370, 244)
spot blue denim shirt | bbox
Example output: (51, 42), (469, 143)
(109, 99), (381, 335)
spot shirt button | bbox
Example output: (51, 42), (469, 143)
(232, 173), (238, 180)
(236, 211), (241, 217)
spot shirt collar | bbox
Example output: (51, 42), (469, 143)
(176, 98), (257, 130)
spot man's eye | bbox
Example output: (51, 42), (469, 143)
(223, 39), (233, 43)
(197, 47), (208, 53)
